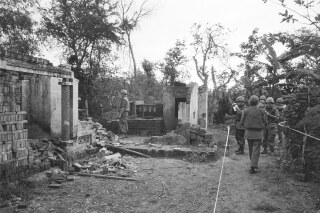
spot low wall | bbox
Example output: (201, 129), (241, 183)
(100, 118), (164, 136)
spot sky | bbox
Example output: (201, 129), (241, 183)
(43, 0), (317, 87)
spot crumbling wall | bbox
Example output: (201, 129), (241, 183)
(0, 71), (34, 181)
(190, 125), (214, 146)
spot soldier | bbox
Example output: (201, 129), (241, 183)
(240, 95), (267, 174)
(232, 96), (246, 154)
(118, 89), (130, 138)
(258, 95), (267, 148)
(258, 95), (266, 110)
(261, 97), (280, 154)
(276, 98), (286, 148)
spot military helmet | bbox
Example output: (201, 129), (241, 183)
(276, 98), (284, 104)
(236, 96), (245, 102)
(259, 95), (266, 101)
(266, 97), (275, 103)
(120, 89), (128, 95)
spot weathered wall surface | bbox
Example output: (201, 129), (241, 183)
(49, 77), (62, 137)
(188, 82), (199, 125)
(29, 76), (53, 132)
(178, 102), (187, 123)
(72, 79), (79, 137)
(198, 86), (208, 129)
(163, 87), (176, 132)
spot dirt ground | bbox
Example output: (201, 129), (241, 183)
(3, 128), (320, 213)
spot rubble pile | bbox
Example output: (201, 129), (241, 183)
(73, 148), (138, 178)
(28, 138), (67, 168)
(183, 152), (208, 163)
(86, 121), (122, 147)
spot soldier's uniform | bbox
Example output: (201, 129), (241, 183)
(240, 95), (267, 174)
(258, 96), (267, 149)
(232, 96), (246, 154)
(276, 98), (286, 148)
(119, 90), (130, 137)
(262, 97), (279, 154)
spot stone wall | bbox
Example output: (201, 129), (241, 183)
(190, 125), (214, 146)
(0, 52), (79, 139)
(100, 118), (164, 136)
(0, 71), (33, 181)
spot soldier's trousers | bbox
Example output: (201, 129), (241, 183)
(119, 112), (128, 134)
(235, 129), (245, 149)
(263, 124), (277, 152)
(248, 139), (262, 168)
(277, 124), (284, 144)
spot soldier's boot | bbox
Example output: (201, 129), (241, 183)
(250, 167), (259, 174)
(261, 148), (268, 154)
(235, 147), (241, 153)
(235, 147), (244, 154)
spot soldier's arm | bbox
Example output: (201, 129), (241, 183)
(240, 110), (245, 126)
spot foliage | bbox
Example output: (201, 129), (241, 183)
(0, 0), (39, 54)
(214, 90), (232, 124)
(88, 76), (125, 118)
(129, 70), (163, 104)
(208, 90), (232, 124)
(160, 40), (188, 85)
(262, 0), (320, 31)
(40, 0), (122, 103)
(118, 0), (152, 79)
(142, 59), (154, 78)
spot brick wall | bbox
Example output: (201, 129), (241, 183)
(0, 71), (33, 181)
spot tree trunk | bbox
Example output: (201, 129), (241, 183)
(127, 32), (137, 79)
(211, 66), (219, 122)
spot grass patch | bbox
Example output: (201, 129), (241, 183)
(252, 201), (279, 212)
(0, 180), (36, 201)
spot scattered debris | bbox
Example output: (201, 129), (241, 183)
(183, 152), (208, 163)
(75, 173), (138, 181)
(105, 144), (151, 158)
(148, 131), (187, 145)
(28, 138), (67, 169)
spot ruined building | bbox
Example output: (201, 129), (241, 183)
(0, 51), (93, 180)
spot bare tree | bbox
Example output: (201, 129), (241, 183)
(118, 0), (152, 79)
(190, 23), (231, 89)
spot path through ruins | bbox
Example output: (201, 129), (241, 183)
(4, 128), (320, 213)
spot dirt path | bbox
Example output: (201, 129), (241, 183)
(5, 129), (320, 213)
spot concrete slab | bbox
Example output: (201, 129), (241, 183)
(118, 136), (217, 159)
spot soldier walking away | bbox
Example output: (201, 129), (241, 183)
(261, 97), (279, 154)
(232, 96), (246, 154)
(119, 89), (130, 138)
(276, 98), (286, 150)
(240, 95), (267, 174)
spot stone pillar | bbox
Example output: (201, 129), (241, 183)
(61, 78), (73, 141)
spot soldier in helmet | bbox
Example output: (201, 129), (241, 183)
(276, 98), (286, 148)
(261, 97), (280, 154)
(258, 95), (267, 149)
(232, 96), (247, 154)
(240, 95), (267, 174)
(258, 95), (266, 110)
(118, 89), (130, 138)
